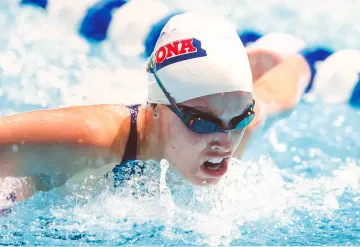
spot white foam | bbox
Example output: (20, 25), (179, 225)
(108, 0), (170, 56)
(47, 0), (100, 28)
(1, 1), (360, 244)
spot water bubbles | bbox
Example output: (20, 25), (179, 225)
(0, 0), (360, 245)
(293, 155), (301, 163)
(11, 144), (19, 152)
(333, 115), (345, 127)
(95, 158), (105, 168)
(269, 128), (287, 152)
(323, 194), (339, 210)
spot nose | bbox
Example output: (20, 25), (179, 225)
(209, 131), (233, 153)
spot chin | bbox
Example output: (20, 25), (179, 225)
(191, 177), (221, 186)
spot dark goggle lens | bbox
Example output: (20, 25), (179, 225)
(231, 111), (255, 131)
(233, 113), (255, 130)
(187, 117), (219, 133)
(185, 110), (255, 134)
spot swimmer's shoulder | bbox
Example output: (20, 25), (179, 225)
(96, 104), (133, 158)
(65, 104), (133, 158)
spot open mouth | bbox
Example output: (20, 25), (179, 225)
(200, 157), (229, 177)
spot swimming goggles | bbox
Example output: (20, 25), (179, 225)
(147, 62), (255, 134)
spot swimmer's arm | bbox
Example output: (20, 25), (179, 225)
(234, 54), (311, 159)
(0, 105), (128, 188)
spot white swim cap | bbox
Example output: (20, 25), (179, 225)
(147, 12), (253, 104)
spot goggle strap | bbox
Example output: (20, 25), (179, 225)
(148, 66), (183, 117)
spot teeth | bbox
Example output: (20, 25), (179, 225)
(206, 163), (221, 170)
(207, 158), (223, 164)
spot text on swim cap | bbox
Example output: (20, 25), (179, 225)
(152, 38), (207, 71)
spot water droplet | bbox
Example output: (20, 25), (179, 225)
(11, 144), (19, 152)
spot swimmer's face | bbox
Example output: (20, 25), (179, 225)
(160, 91), (253, 185)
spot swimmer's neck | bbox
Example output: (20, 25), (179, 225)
(136, 106), (164, 164)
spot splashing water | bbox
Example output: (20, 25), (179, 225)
(1, 0), (360, 245)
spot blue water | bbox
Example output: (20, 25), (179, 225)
(1, 0), (360, 245)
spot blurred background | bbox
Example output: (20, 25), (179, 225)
(0, 0), (360, 246)
(1, 0), (360, 114)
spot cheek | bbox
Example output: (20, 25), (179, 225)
(232, 129), (246, 146)
(165, 114), (208, 155)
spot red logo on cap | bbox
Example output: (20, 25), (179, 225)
(155, 38), (197, 63)
(151, 38), (207, 71)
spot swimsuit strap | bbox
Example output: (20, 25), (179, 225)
(121, 104), (140, 163)
(106, 104), (145, 187)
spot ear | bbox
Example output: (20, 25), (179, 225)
(151, 104), (159, 118)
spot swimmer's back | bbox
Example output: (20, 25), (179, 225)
(0, 104), (132, 191)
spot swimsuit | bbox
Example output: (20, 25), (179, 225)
(110, 105), (145, 187)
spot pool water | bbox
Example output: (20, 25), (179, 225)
(1, 0), (360, 245)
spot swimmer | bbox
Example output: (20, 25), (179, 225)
(0, 12), (311, 202)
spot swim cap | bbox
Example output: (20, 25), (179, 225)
(147, 12), (253, 104)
